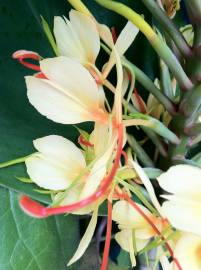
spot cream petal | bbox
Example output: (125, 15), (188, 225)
(158, 165), (201, 198)
(112, 200), (154, 234)
(162, 198), (201, 236)
(174, 233), (201, 270)
(54, 16), (85, 62)
(40, 57), (100, 109)
(67, 206), (99, 265)
(98, 24), (113, 48)
(115, 229), (136, 267)
(26, 76), (94, 124)
(79, 134), (116, 199)
(132, 161), (164, 217)
(33, 135), (86, 171)
(115, 21), (139, 56)
(69, 10), (100, 64)
(26, 77), (90, 122)
(25, 154), (73, 190)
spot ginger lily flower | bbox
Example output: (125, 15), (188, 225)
(170, 233), (201, 270)
(158, 165), (201, 236)
(25, 56), (108, 124)
(112, 200), (164, 267)
(54, 10), (100, 65)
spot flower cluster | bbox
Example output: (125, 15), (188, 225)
(2, 1), (201, 270)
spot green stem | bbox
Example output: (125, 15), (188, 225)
(95, 0), (193, 91)
(184, 122), (201, 136)
(142, 0), (192, 58)
(127, 134), (154, 167)
(123, 59), (176, 114)
(184, 0), (201, 25)
(0, 156), (28, 168)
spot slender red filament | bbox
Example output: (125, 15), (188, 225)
(78, 135), (94, 147)
(100, 200), (112, 270)
(121, 150), (128, 165)
(124, 195), (183, 270)
(35, 72), (47, 79)
(12, 50), (41, 71)
(133, 89), (146, 113)
(19, 123), (123, 217)
(111, 27), (118, 43)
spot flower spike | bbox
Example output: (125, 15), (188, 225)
(19, 123), (123, 217)
(12, 50), (41, 71)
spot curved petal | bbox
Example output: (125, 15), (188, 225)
(25, 154), (73, 190)
(162, 198), (201, 236)
(132, 161), (164, 217)
(112, 200), (154, 237)
(115, 21), (139, 56)
(54, 16), (85, 62)
(174, 233), (201, 270)
(40, 57), (100, 110)
(69, 10), (100, 64)
(26, 76), (94, 124)
(67, 206), (99, 266)
(158, 165), (201, 199)
(115, 229), (136, 267)
(33, 135), (86, 171)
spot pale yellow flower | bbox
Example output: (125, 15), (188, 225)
(158, 165), (201, 236)
(25, 56), (107, 124)
(54, 10), (100, 65)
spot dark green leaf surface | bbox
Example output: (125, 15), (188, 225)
(0, 187), (80, 270)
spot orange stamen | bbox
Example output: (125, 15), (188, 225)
(78, 135), (94, 147)
(133, 89), (147, 113)
(100, 200), (112, 270)
(12, 50), (41, 71)
(19, 123), (123, 217)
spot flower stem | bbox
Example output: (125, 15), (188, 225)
(100, 200), (112, 270)
(0, 156), (29, 168)
(142, 0), (192, 58)
(95, 0), (193, 91)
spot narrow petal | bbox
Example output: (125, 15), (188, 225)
(132, 161), (164, 217)
(162, 198), (201, 236)
(25, 154), (73, 190)
(115, 229), (136, 267)
(79, 134), (117, 199)
(26, 76), (94, 124)
(67, 206), (99, 265)
(158, 165), (201, 199)
(115, 21), (139, 56)
(174, 233), (201, 270)
(69, 10), (100, 64)
(54, 16), (85, 62)
(33, 135), (86, 171)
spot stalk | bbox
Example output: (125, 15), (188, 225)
(142, 0), (192, 58)
(95, 0), (193, 91)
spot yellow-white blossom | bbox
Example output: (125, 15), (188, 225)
(158, 165), (201, 236)
(54, 10), (100, 65)
(25, 56), (107, 124)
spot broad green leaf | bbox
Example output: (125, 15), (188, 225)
(0, 187), (80, 270)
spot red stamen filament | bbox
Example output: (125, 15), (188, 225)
(100, 200), (112, 270)
(123, 194), (182, 270)
(20, 123), (123, 217)
(12, 51), (41, 71)
(111, 27), (118, 43)
(35, 72), (47, 79)
(78, 135), (94, 147)
(133, 89), (146, 114)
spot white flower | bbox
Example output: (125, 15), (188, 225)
(54, 10), (100, 65)
(157, 165), (201, 236)
(112, 200), (163, 267)
(25, 56), (108, 124)
(171, 233), (201, 270)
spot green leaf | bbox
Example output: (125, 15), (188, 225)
(0, 187), (80, 270)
